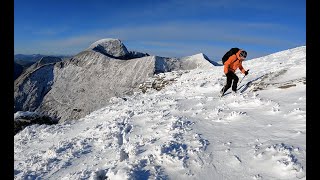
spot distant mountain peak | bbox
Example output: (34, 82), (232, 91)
(87, 38), (129, 58)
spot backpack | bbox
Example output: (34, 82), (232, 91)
(222, 48), (240, 65)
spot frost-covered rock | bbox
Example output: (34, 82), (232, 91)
(128, 50), (150, 59)
(14, 111), (57, 135)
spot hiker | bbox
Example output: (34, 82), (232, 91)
(220, 49), (249, 95)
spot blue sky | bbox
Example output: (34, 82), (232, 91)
(14, 0), (305, 61)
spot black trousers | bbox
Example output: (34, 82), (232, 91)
(222, 72), (239, 93)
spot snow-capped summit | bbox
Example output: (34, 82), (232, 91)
(88, 38), (129, 58)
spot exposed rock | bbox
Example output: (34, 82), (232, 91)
(139, 71), (185, 93)
(14, 111), (57, 135)
(128, 51), (150, 59)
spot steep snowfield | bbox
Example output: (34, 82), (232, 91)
(14, 46), (306, 180)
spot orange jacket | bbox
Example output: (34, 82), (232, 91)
(224, 50), (246, 74)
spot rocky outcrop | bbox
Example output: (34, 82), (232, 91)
(128, 51), (150, 59)
(14, 111), (57, 135)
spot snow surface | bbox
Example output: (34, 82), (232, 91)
(14, 46), (306, 180)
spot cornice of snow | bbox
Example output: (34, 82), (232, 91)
(181, 53), (210, 61)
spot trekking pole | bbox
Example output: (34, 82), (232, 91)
(238, 69), (249, 85)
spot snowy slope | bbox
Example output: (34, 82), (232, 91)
(14, 46), (306, 180)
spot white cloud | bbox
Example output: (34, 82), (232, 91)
(15, 21), (303, 57)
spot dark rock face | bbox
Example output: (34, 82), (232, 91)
(127, 51), (150, 59)
(14, 61), (23, 80)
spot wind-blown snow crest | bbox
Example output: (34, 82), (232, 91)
(179, 53), (215, 70)
(14, 46), (306, 180)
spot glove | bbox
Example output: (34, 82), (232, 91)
(244, 70), (249, 75)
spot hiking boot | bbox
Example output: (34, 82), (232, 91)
(220, 89), (225, 96)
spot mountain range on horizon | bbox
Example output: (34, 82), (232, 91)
(14, 54), (72, 80)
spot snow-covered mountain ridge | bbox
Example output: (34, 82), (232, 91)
(14, 38), (215, 122)
(14, 46), (306, 179)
